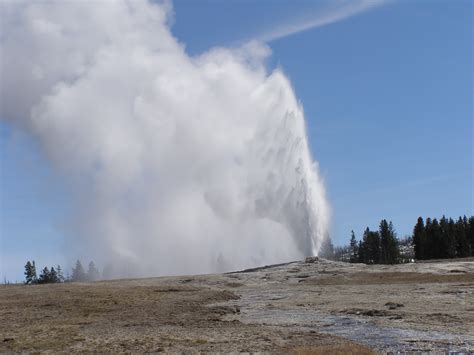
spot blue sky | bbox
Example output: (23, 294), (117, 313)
(1, 0), (473, 281)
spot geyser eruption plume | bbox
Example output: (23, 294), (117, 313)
(1, 1), (330, 277)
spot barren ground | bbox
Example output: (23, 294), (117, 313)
(1, 258), (473, 353)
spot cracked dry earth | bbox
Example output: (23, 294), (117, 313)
(1, 258), (473, 353)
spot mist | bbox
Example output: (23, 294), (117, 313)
(1, 0), (330, 277)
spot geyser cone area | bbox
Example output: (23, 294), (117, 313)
(1, 1), (329, 277)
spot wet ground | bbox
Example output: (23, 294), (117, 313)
(1, 258), (473, 352)
(217, 258), (474, 352)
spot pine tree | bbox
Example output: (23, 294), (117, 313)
(424, 218), (433, 259)
(24, 261), (37, 284)
(386, 221), (399, 263)
(413, 217), (425, 260)
(468, 217), (474, 256)
(430, 218), (442, 259)
(349, 230), (358, 263)
(71, 260), (86, 282)
(361, 227), (370, 263)
(439, 216), (448, 258)
(38, 267), (51, 284)
(439, 215), (457, 259)
(369, 231), (381, 264)
(455, 216), (470, 257)
(50, 267), (59, 283)
(362, 227), (380, 264)
(56, 265), (64, 283)
(444, 217), (456, 258)
(87, 261), (100, 282)
(31, 261), (37, 283)
(379, 219), (390, 264)
(358, 240), (365, 263)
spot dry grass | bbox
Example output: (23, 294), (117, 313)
(0, 280), (367, 352)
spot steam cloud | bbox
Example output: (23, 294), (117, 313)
(1, 1), (329, 277)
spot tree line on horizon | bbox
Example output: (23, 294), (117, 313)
(21, 214), (474, 284)
(413, 216), (473, 260)
(334, 215), (474, 264)
(24, 260), (100, 284)
(338, 219), (402, 264)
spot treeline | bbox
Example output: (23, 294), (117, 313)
(340, 219), (402, 264)
(413, 216), (474, 260)
(24, 261), (64, 284)
(336, 215), (474, 264)
(24, 260), (100, 284)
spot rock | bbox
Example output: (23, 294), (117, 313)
(342, 308), (389, 317)
(362, 309), (389, 317)
(305, 256), (319, 263)
(210, 305), (240, 315)
(385, 302), (404, 309)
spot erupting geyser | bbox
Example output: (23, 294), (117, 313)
(1, 0), (330, 277)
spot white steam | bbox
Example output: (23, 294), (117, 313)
(1, 1), (329, 276)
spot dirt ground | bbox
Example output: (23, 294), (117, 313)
(1, 258), (473, 353)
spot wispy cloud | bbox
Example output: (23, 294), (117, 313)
(257, 0), (391, 42)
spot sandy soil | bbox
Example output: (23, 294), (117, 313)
(1, 258), (473, 353)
